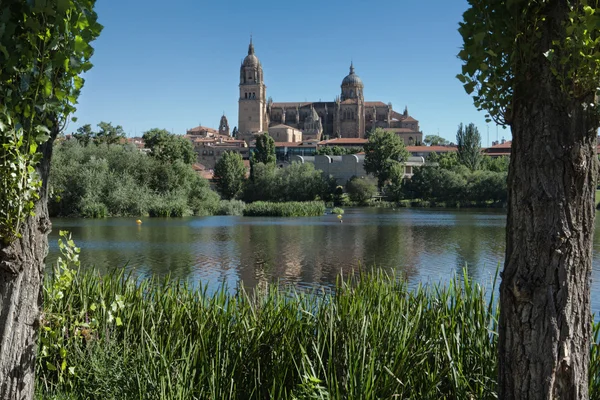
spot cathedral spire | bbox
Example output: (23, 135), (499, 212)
(349, 61), (354, 75)
(248, 36), (254, 55)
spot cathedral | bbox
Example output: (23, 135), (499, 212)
(237, 39), (422, 144)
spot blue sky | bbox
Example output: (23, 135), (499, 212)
(71, 0), (510, 146)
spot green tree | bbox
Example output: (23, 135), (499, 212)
(214, 151), (246, 200)
(251, 133), (276, 166)
(458, 1), (600, 397)
(423, 134), (450, 146)
(278, 162), (327, 202)
(363, 128), (409, 191)
(95, 121), (126, 145)
(316, 146), (363, 156)
(0, 0), (102, 397)
(346, 176), (377, 205)
(142, 128), (196, 164)
(456, 123), (482, 170)
(481, 155), (509, 173)
(73, 124), (94, 146)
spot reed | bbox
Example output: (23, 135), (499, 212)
(36, 234), (600, 399)
(243, 201), (326, 217)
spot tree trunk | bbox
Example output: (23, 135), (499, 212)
(0, 136), (55, 399)
(498, 3), (598, 399)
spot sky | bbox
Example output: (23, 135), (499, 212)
(71, 0), (511, 146)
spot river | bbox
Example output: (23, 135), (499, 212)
(46, 208), (600, 316)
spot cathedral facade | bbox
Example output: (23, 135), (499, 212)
(238, 40), (422, 144)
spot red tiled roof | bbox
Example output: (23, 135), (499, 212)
(489, 140), (512, 149)
(188, 126), (218, 133)
(365, 101), (388, 107)
(402, 116), (418, 123)
(274, 142), (308, 147)
(270, 124), (300, 130)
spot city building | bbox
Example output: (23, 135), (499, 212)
(237, 39), (423, 144)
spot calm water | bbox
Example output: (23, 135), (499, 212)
(46, 208), (600, 315)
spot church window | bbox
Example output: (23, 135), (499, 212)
(245, 93), (247, 99)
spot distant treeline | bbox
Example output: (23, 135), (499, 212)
(395, 152), (509, 205)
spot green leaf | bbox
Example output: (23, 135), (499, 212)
(74, 35), (86, 53)
(464, 81), (477, 95)
(43, 80), (52, 97)
(474, 32), (486, 43)
(56, 0), (69, 14)
(116, 316), (123, 326)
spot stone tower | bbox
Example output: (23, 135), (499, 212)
(238, 38), (267, 139)
(339, 62), (365, 138)
(218, 114), (230, 136)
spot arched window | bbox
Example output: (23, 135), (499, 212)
(244, 93), (247, 99)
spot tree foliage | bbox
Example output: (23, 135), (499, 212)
(142, 128), (196, 165)
(423, 135), (450, 146)
(73, 122), (125, 146)
(214, 151), (246, 200)
(346, 176), (378, 205)
(363, 128), (409, 190)
(0, 0), (102, 242)
(243, 162), (330, 203)
(251, 133), (276, 166)
(316, 146), (363, 156)
(456, 123), (482, 171)
(49, 141), (219, 217)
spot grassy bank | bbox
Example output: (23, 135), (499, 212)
(37, 234), (600, 399)
(243, 201), (325, 217)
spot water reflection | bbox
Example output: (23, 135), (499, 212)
(46, 208), (600, 316)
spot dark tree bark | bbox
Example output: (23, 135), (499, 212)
(0, 133), (55, 399)
(499, 3), (598, 399)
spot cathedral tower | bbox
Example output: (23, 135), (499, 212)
(238, 38), (267, 138)
(218, 114), (230, 136)
(339, 62), (365, 137)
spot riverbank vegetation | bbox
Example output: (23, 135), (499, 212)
(37, 234), (600, 399)
(49, 140), (221, 217)
(49, 130), (511, 219)
(243, 201), (325, 217)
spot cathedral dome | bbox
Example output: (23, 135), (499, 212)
(341, 63), (363, 87)
(243, 39), (259, 67)
(243, 54), (259, 67)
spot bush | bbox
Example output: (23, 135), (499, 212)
(243, 162), (333, 203)
(345, 176), (377, 205)
(243, 201), (325, 217)
(49, 141), (218, 217)
(217, 200), (246, 216)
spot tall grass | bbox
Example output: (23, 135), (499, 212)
(37, 234), (600, 399)
(243, 201), (325, 217)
